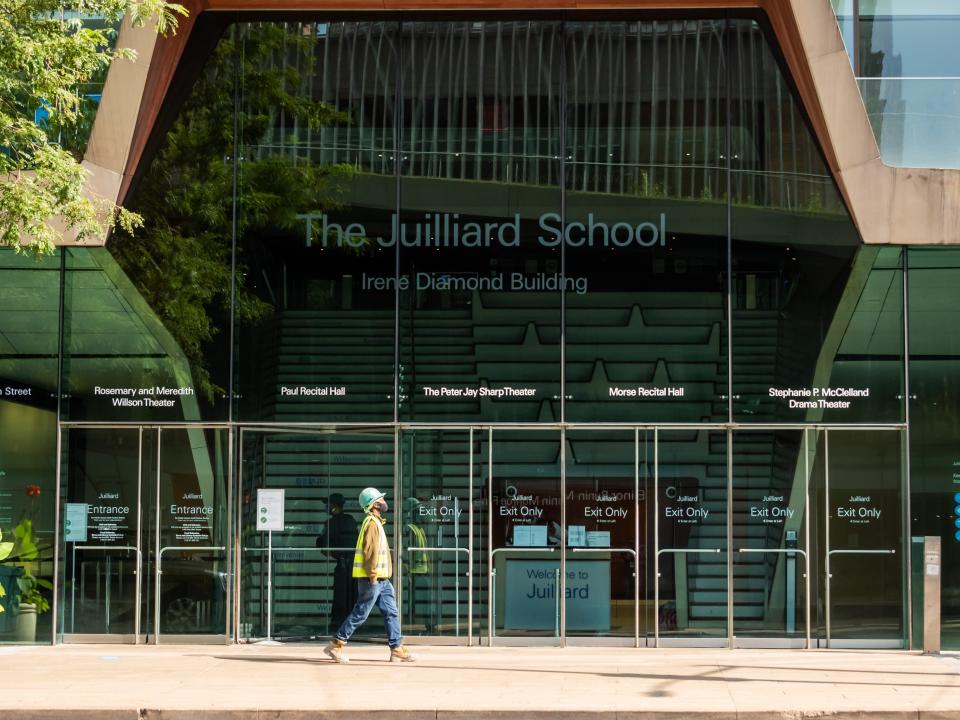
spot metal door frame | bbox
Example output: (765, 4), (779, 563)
(395, 426), (476, 646)
(730, 428), (812, 650)
(821, 426), (904, 650)
(483, 427), (565, 647)
(56, 421), (908, 648)
(58, 424), (145, 644)
(57, 422), (232, 645)
(561, 426), (644, 648)
(234, 424), (397, 644)
(642, 423), (905, 650)
(654, 426), (731, 648)
(391, 421), (905, 650)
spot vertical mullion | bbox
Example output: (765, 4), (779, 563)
(560, 20), (567, 427)
(725, 20), (735, 646)
(394, 20), (402, 425)
(902, 250), (912, 650)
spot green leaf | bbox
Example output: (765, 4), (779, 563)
(13, 520), (37, 561)
(0, 0), (190, 254)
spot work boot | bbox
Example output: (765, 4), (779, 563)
(390, 645), (416, 663)
(323, 638), (349, 664)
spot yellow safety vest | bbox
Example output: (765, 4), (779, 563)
(406, 523), (430, 574)
(352, 514), (391, 579)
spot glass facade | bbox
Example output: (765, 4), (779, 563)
(0, 251), (59, 644)
(0, 12), (950, 649)
(832, 0), (960, 168)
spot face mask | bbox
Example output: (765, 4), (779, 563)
(377, 500), (389, 513)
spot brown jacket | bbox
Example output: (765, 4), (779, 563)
(361, 513), (393, 580)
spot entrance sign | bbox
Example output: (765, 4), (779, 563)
(256, 489), (285, 531)
(169, 492), (214, 543)
(87, 494), (131, 543)
(64, 503), (88, 543)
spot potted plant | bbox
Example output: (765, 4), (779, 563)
(11, 569), (52, 642)
(0, 527), (24, 638)
(1, 485), (53, 641)
(0, 527), (14, 611)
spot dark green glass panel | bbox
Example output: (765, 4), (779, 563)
(398, 429), (479, 639)
(59, 428), (141, 638)
(61, 22), (237, 422)
(819, 248), (904, 423)
(819, 430), (904, 642)
(235, 22), (399, 422)
(907, 247), (960, 650)
(657, 429), (728, 641)
(489, 429), (562, 641)
(565, 430), (648, 639)
(398, 21), (563, 423)
(239, 428), (393, 641)
(61, 247), (229, 422)
(727, 20), (881, 424)
(732, 430), (808, 640)
(156, 428), (229, 637)
(564, 20), (728, 424)
(0, 249), (59, 643)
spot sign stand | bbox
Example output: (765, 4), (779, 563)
(266, 529), (275, 642)
(255, 488), (285, 645)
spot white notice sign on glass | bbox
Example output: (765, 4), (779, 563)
(586, 530), (610, 548)
(64, 502), (88, 543)
(568, 525), (586, 547)
(513, 524), (547, 547)
(257, 489), (285, 532)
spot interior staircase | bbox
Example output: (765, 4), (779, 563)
(242, 284), (795, 636)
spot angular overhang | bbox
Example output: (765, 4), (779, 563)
(79, 0), (960, 246)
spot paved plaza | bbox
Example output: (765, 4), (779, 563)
(3, 643), (960, 719)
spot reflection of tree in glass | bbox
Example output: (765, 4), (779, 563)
(110, 24), (353, 401)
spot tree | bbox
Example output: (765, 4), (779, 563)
(0, 0), (187, 254)
(108, 23), (354, 401)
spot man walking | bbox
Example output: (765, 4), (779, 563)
(323, 487), (415, 663)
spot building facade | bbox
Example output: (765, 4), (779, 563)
(1, 0), (958, 649)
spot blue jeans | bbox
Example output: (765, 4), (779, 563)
(335, 578), (402, 648)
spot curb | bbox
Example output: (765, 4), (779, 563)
(7, 711), (960, 720)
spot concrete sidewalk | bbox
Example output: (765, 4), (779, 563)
(3, 643), (960, 719)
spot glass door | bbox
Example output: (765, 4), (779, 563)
(154, 427), (230, 642)
(655, 429), (730, 646)
(398, 428), (478, 643)
(60, 426), (145, 642)
(564, 429), (649, 645)
(819, 428), (904, 648)
(732, 429), (810, 647)
(487, 429), (562, 645)
(237, 426), (394, 642)
(59, 425), (230, 644)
